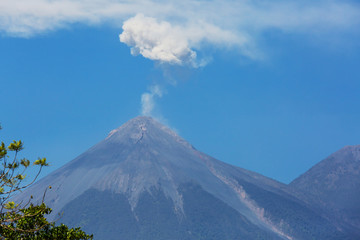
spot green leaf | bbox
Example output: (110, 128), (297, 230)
(20, 158), (30, 167)
(8, 140), (24, 152)
(16, 174), (25, 180)
(4, 201), (18, 210)
(34, 157), (49, 166)
(0, 142), (7, 157)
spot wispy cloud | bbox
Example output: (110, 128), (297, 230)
(1, 1), (359, 59)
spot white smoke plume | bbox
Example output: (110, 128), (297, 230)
(141, 85), (163, 116)
(120, 14), (198, 67)
(1, 0), (360, 61)
(119, 14), (245, 67)
(3, 0), (360, 126)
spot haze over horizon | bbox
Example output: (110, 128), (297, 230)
(1, 0), (360, 183)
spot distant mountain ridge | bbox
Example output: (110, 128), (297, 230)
(14, 116), (357, 239)
(290, 145), (360, 235)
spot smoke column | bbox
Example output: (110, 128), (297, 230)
(140, 85), (163, 116)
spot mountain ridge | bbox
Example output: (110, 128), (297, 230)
(13, 116), (352, 239)
(290, 144), (360, 233)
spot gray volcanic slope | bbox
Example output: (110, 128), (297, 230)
(15, 117), (347, 240)
(290, 145), (360, 235)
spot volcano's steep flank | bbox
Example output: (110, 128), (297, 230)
(15, 117), (352, 239)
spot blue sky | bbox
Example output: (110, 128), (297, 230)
(1, 0), (360, 183)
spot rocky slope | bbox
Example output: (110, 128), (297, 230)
(14, 116), (349, 239)
(290, 145), (360, 237)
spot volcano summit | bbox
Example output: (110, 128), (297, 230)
(15, 117), (352, 239)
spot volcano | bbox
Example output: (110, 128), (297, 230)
(15, 116), (349, 239)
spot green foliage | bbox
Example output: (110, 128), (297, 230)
(7, 140), (24, 152)
(0, 125), (93, 239)
(0, 203), (92, 239)
(33, 158), (49, 167)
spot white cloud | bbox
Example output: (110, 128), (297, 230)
(1, 0), (359, 59)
